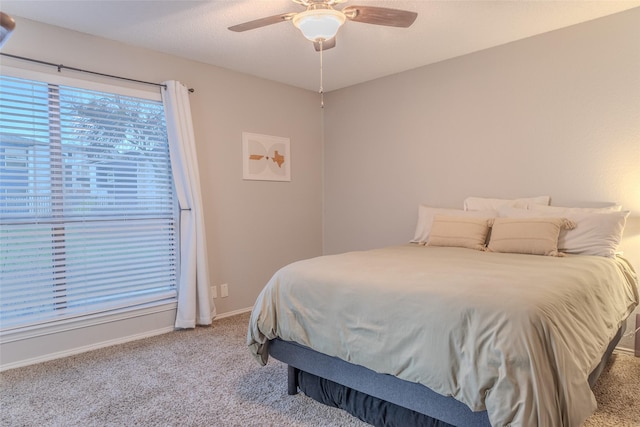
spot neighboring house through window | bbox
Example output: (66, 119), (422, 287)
(0, 71), (178, 333)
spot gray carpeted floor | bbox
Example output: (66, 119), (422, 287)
(1, 312), (638, 427)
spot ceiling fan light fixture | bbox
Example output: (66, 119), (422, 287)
(292, 8), (345, 42)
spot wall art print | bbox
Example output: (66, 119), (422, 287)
(242, 132), (291, 181)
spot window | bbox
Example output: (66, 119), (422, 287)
(0, 73), (178, 331)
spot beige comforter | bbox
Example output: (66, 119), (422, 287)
(247, 245), (638, 427)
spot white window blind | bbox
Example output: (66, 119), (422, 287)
(0, 74), (177, 331)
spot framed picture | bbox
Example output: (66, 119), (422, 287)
(242, 132), (291, 182)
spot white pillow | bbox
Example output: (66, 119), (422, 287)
(529, 204), (622, 214)
(411, 205), (496, 243)
(498, 206), (629, 257)
(545, 201), (622, 210)
(464, 196), (550, 211)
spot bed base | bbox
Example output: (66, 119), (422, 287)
(269, 338), (490, 427)
(268, 323), (625, 427)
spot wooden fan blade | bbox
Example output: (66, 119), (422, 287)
(228, 12), (297, 32)
(0, 12), (16, 48)
(313, 37), (336, 52)
(342, 6), (417, 28)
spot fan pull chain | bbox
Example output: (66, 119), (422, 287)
(319, 39), (324, 108)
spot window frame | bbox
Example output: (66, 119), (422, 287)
(0, 66), (179, 334)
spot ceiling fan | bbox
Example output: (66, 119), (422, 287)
(228, 0), (418, 51)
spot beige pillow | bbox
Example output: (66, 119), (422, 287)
(499, 207), (629, 257)
(411, 205), (496, 243)
(426, 215), (492, 251)
(487, 217), (576, 257)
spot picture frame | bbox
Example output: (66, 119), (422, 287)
(242, 132), (291, 182)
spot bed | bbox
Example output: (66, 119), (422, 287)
(247, 201), (639, 427)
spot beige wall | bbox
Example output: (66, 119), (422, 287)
(323, 8), (640, 350)
(1, 18), (324, 317)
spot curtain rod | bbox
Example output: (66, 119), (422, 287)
(0, 52), (195, 93)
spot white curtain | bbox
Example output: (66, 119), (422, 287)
(162, 80), (215, 328)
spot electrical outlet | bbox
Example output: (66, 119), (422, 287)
(220, 283), (229, 298)
(210, 285), (217, 299)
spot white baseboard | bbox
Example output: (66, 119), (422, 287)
(1, 303), (177, 372)
(615, 347), (635, 357)
(214, 306), (253, 320)
(1, 305), (255, 372)
(0, 326), (174, 372)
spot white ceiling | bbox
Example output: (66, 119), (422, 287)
(2, 1), (639, 92)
